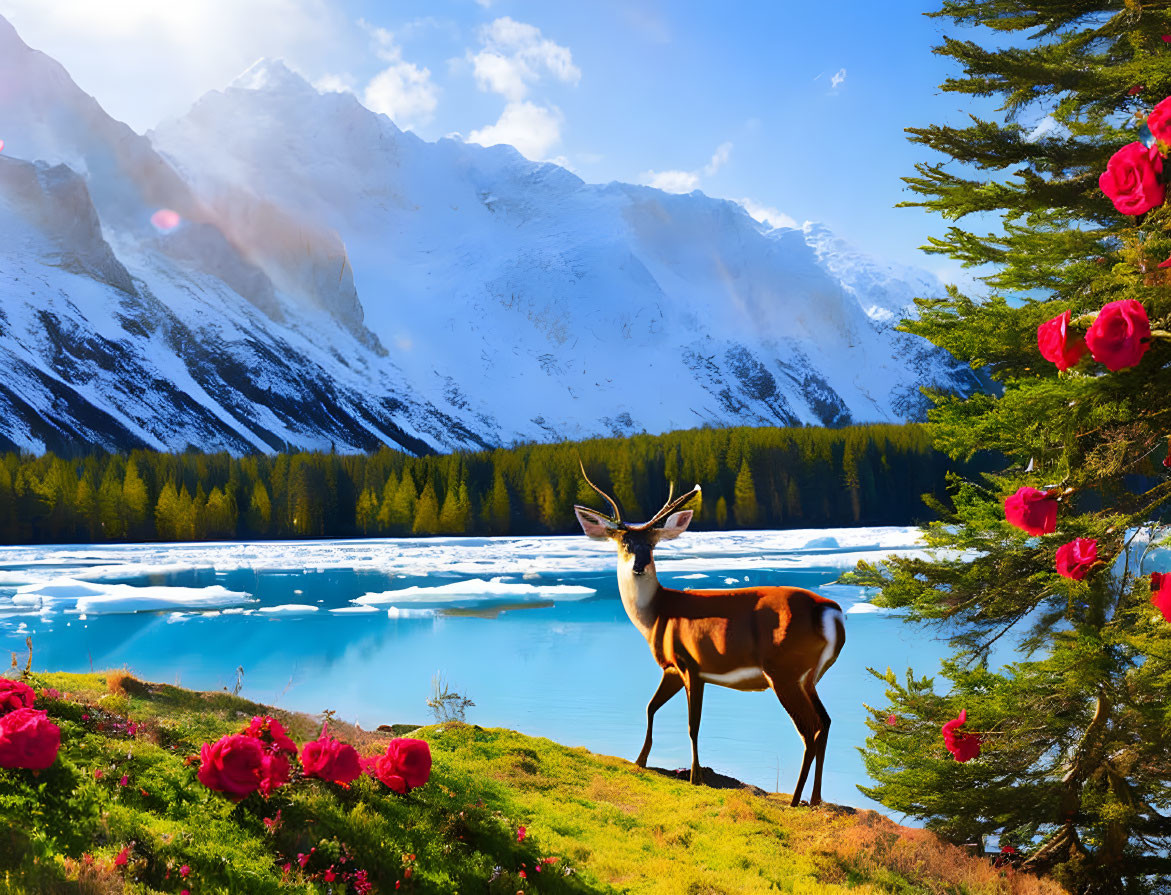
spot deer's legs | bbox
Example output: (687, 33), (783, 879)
(808, 688), (832, 806)
(767, 673), (825, 807)
(684, 673), (706, 785)
(636, 669), (684, 768)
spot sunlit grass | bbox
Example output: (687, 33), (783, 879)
(0, 672), (1065, 894)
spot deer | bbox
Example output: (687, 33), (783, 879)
(573, 464), (846, 807)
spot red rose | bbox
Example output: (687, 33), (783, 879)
(258, 752), (290, 797)
(372, 755), (407, 793)
(197, 734), (266, 801)
(941, 708), (982, 763)
(242, 716), (298, 757)
(0, 679), (36, 714)
(1036, 311), (1088, 371)
(1055, 538), (1098, 580)
(1099, 142), (1165, 215)
(372, 738), (431, 792)
(1148, 96), (1171, 146)
(1004, 487), (1058, 536)
(302, 733), (362, 785)
(1152, 573), (1171, 624)
(1085, 299), (1151, 371)
(0, 708), (61, 769)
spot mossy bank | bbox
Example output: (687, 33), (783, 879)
(0, 671), (1061, 895)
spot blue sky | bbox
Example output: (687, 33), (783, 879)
(0, 0), (997, 280)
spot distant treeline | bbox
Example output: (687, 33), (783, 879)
(0, 424), (964, 544)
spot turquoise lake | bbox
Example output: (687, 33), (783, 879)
(0, 527), (957, 813)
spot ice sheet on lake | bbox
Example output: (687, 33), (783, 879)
(355, 577), (596, 605)
(5, 579), (254, 615)
(0, 526), (928, 586)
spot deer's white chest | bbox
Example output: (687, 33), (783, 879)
(616, 556), (658, 635)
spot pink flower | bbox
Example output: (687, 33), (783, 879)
(301, 732), (362, 785)
(1085, 299), (1151, 371)
(1159, 255), (1171, 269)
(517, 825), (527, 843)
(372, 738), (431, 792)
(0, 679), (36, 714)
(94, 769), (103, 779)
(1004, 487), (1058, 536)
(1036, 311), (1088, 371)
(242, 716), (298, 757)
(119, 775), (128, 787)
(886, 714), (898, 726)
(179, 864), (190, 877)
(942, 709), (982, 762)
(1099, 142), (1165, 215)
(1055, 538), (1098, 580)
(114, 847), (130, 867)
(1152, 573), (1171, 624)
(197, 734), (267, 801)
(324, 867), (337, 882)
(0, 708), (61, 769)
(297, 848), (314, 868)
(1148, 96), (1171, 145)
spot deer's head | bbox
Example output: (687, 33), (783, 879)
(573, 462), (700, 577)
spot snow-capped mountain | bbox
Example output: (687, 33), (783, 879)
(0, 16), (977, 455)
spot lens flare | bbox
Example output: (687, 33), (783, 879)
(0, 139), (5, 153)
(150, 209), (181, 232)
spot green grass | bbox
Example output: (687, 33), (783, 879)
(0, 671), (1063, 895)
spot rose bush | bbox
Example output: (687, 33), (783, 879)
(371, 738), (431, 793)
(1152, 573), (1171, 624)
(1084, 299), (1151, 371)
(0, 707), (61, 769)
(941, 709), (981, 763)
(301, 729), (362, 786)
(1055, 538), (1098, 581)
(1099, 142), (1164, 215)
(197, 734), (269, 801)
(0, 679), (36, 714)
(243, 716), (298, 757)
(1147, 96), (1171, 146)
(1004, 486), (1058, 536)
(1036, 310), (1087, 371)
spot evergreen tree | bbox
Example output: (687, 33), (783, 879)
(122, 461), (151, 539)
(412, 481), (440, 535)
(154, 482), (181, 541)
(97, 465), (125, 539)
(850, 5), (1171, 891)
(487, 468), (511, 534)
(732, 458), (759, 528)
(355, 487), (379, 535)
(247, 481), (272, 534)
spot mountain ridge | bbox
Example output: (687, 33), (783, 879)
(0, 19), (977, 455)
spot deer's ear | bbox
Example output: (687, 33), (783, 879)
(656, 510), (693, 540)
(575, 507), (614, 540)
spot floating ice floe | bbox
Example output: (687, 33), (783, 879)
(386, 606), (437, 618)
(6, 578), (254, 615)
(328, 605), (380, 614)
(257, 604), (319, 614)
(354, 577), (596, 606)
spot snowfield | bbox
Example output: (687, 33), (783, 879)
(0, 13), (977, 455)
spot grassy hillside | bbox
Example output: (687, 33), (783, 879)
(0, 671), (1062, 895)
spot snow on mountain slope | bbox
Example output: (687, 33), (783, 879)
(0, 14), (976, 455)
(0, 19), (490, 455)
(151, 60), (978, 442)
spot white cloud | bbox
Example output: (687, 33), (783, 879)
(358, 22), (439, 130)
(0, 0), (348, 131)
(703, 141), (733, 176)
(314, 73), (354, 94)
(469, 17), (580, 101)
(468, 100), (563, 160)
(639, 141), (732, 194)
(641, 170), (700, 193)
(736, 198), (798, 230)
(831, 68), (847, 89)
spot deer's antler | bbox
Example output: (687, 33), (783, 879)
(576, 458), (624, 526)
